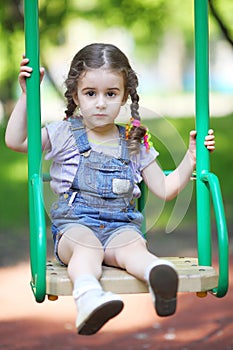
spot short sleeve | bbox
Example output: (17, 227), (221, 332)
(44, 121), (80, 194)
(45, 121), (78, 161)
(130, 144), (159, 184)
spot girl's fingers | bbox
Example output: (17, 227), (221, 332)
(20, 57), (29, 66)
(204, 139), (215, 151)
(19, 58), (32, 78)
(208, 128), (214, 135)
(19, 71), (31, 79)
(205, 135), (215, 142)
(206, 146), (215, 152)
(40, 67), (45, 76)
(189, 130), (197, 139)
(205, 137), (215, 142)
(204, 141), (215, 147)
(20, 65), (32, 73)
(40, 67), (45, 82)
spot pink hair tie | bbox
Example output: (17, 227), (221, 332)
(132, 119), (141, 127)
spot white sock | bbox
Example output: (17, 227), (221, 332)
(73, 274), (102, 301)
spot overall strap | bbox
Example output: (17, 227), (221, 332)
(118, 125), (130, 163)
(68, 117), (91, 154)
(69, 118), (129, 161)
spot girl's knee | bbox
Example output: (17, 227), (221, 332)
(104, 231), (147, 267)
(58, 225), (104, 263)
(107, 230), (146, 250)
(63, 225), (103, 250)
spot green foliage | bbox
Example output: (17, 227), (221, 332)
(39, 0), (70, 46)
(209, 0), (233, 39)
(70, 0), (167, 49)
(2, 0), (232, 112)
(0, 124), (28, 229)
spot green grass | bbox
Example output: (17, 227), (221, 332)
(0, 124), (28, 230)
(1, 115), (232, 234)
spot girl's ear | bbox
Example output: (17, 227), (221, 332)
(72, 92), (79, 106)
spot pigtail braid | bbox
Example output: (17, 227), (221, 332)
(64, 60), (85, 119)
(64, 91), (78, 118)
(126, 70), (147, 155)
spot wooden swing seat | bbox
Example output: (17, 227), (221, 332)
(46, 256), (218, 299)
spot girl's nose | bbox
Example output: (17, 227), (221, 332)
(96, 95), (106, 109)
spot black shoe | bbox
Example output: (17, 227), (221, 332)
(149, 264), (178, 317)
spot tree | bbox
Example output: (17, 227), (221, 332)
(0, 0), (70, 116)
(1, 0), (232, 120)
(209, 0), (233, 47)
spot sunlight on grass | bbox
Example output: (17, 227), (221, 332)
(3, 160), (28, 182)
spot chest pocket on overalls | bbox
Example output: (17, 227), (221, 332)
(85, 159), (134, 199)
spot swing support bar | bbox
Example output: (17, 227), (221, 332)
(24, 0), (228, 302)
(25, 0), (46, 302)
(199, 172), (229, 296)
(194, 0), (228, 297)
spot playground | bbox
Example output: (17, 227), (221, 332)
(1, 0), (232, 348)
(0, 236), (232, 350)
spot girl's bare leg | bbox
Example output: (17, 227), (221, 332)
(104, 230), (159, 280)
(57, 225), (104, 282)
(57, 225), (123, 335)
(104, 230), (178, 317)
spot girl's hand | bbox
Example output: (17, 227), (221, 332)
(188, 129), (215, 165)
(19, 55), (45, 93)
(204, 128), (215, 152)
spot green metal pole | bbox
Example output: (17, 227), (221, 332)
(194, 0), (212, 266)
(24, 0), (46, 302)
(200, 172), (229, 296)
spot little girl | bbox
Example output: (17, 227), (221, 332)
(5, 43), (215, 335)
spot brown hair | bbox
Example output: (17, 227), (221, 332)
(64, 43), (146, 154)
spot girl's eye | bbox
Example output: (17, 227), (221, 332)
(107, 91), (116, 97)
(86, 91), (96, 97)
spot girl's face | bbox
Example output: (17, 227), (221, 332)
(73, 68), (127, 130)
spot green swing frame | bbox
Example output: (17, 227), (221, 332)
(24, 0), (229, 303)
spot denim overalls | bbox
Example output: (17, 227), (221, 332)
(51, 117), (144, 262)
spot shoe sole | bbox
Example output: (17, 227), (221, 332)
(149, 264), (178, 317)
(77, 299), (124, 335)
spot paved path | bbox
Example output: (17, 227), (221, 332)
(0, 255), (232, 350)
